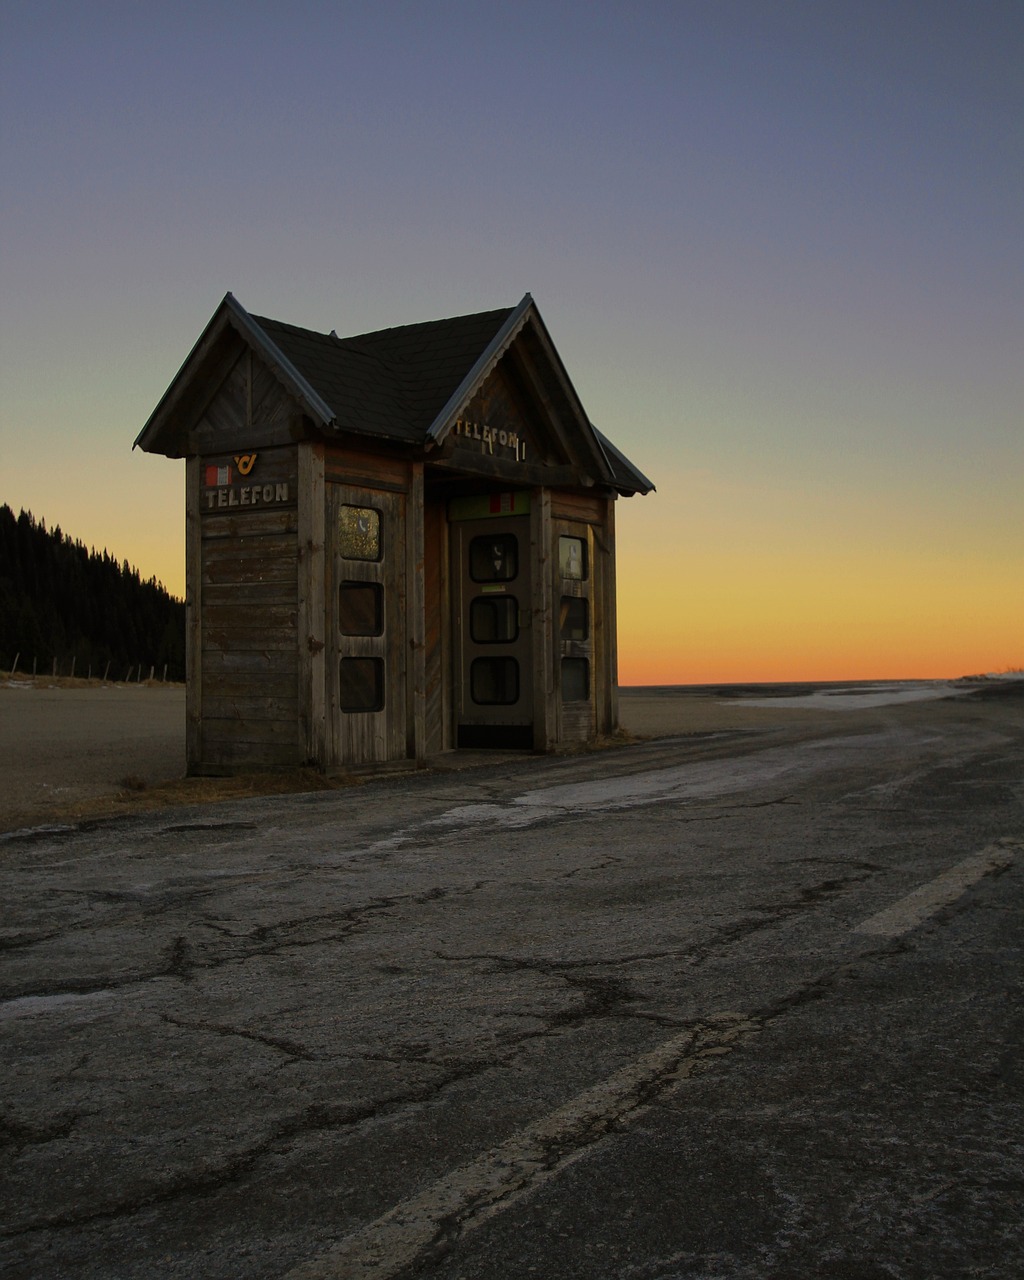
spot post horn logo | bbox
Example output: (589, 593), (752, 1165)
(234, 453), (258, 476)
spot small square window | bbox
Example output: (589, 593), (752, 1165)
(339, 506), (382, 561)
(339, 582), (383, 636)
(559, 536), (587, 580)
(471, 596), (519, 643)
(340, 657), (384, 712)
(471, 657), (519, 705)
(561, 657), (589, 702)
(470, 533), (518, 582)
(559, 596), (588, 642)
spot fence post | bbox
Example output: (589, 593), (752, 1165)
(70, 656), (76, 679)
(162, 664), (168, 682)
(10, 653), (18, 677)
(126, 666), (133, 683)
(103, 660), (111, 682)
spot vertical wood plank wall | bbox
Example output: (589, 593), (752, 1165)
(189, 442), (621, 769)
(550, 491), (619, 743)
(324, 446), (415, 767)
(422, 500), (450, 756)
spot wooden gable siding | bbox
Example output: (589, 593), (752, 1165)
(198, 447), (301, 769)
(191, 347), (306, 455)
(461, 361), (547, 456)
(442, 359), (568, 488)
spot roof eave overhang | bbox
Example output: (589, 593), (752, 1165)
(518, 299), (617, 486)
(591, 425), (656, 496)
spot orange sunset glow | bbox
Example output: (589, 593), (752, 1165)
(2, 5), (1021, 686)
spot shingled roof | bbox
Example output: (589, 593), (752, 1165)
(250, 306), (516, 446)
(135, 293), (653, 495)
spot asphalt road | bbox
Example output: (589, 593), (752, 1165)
(2, 689), (1022, 1279)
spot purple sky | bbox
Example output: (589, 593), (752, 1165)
(2, 1), (1021, 678)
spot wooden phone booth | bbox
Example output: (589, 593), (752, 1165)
(135, 293), (652, 773)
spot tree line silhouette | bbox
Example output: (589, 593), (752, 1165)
(0, 505), (185, 680)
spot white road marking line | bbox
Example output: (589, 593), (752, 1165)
(854, 842), (1017, 938)
(283, 1015), (758, 1280)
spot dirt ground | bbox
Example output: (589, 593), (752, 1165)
(0, 676), (1007, 834)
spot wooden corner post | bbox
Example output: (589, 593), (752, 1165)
(407, 463), (426, 763)
(185, 456), (202, 771)
(530, 486), (555, 751)
(297, 442), (326, 766)
(601, 495), (619, 734)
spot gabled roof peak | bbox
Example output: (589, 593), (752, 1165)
(134, 293), (653, 495)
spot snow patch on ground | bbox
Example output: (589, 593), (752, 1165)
(738, 682), (967, 711)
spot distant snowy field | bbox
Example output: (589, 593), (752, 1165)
(731, 673), (1022, 710)
(740, 682), (966, 710)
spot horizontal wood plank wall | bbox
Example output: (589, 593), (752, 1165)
(550, 491), (607, 524)
(325, 447), (410, 492)
(198, 446), (300, 769)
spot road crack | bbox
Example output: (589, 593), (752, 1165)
(159, 1013), (316, 1061)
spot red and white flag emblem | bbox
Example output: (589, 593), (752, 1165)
(205, 464), (232, 486)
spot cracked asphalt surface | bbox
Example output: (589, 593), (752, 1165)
(2, 686), (1022, 1278)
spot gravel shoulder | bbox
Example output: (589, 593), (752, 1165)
(2, 677), (1016, 833)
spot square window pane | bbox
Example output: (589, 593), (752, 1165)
(470, 533), (518, 582)
(471, 596), (519, 643)
(559, 596), (588, 642)
(340, 657), (384, 712)
(561, 657), (589, 702)
(558, 536), (586, 580)
(340, 582), (383, 636)
(339, 506), (382, 561)
(471, 657), (519, 705)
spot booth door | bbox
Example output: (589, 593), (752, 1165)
(328, 486), (407, 765)
(451, 515), (533, 748)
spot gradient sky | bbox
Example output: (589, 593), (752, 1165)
(2, 1), (1021, 684)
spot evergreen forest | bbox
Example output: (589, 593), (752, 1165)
(0, 505), (185, 680)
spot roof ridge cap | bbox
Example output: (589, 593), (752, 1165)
(345, 304), (516, 344)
